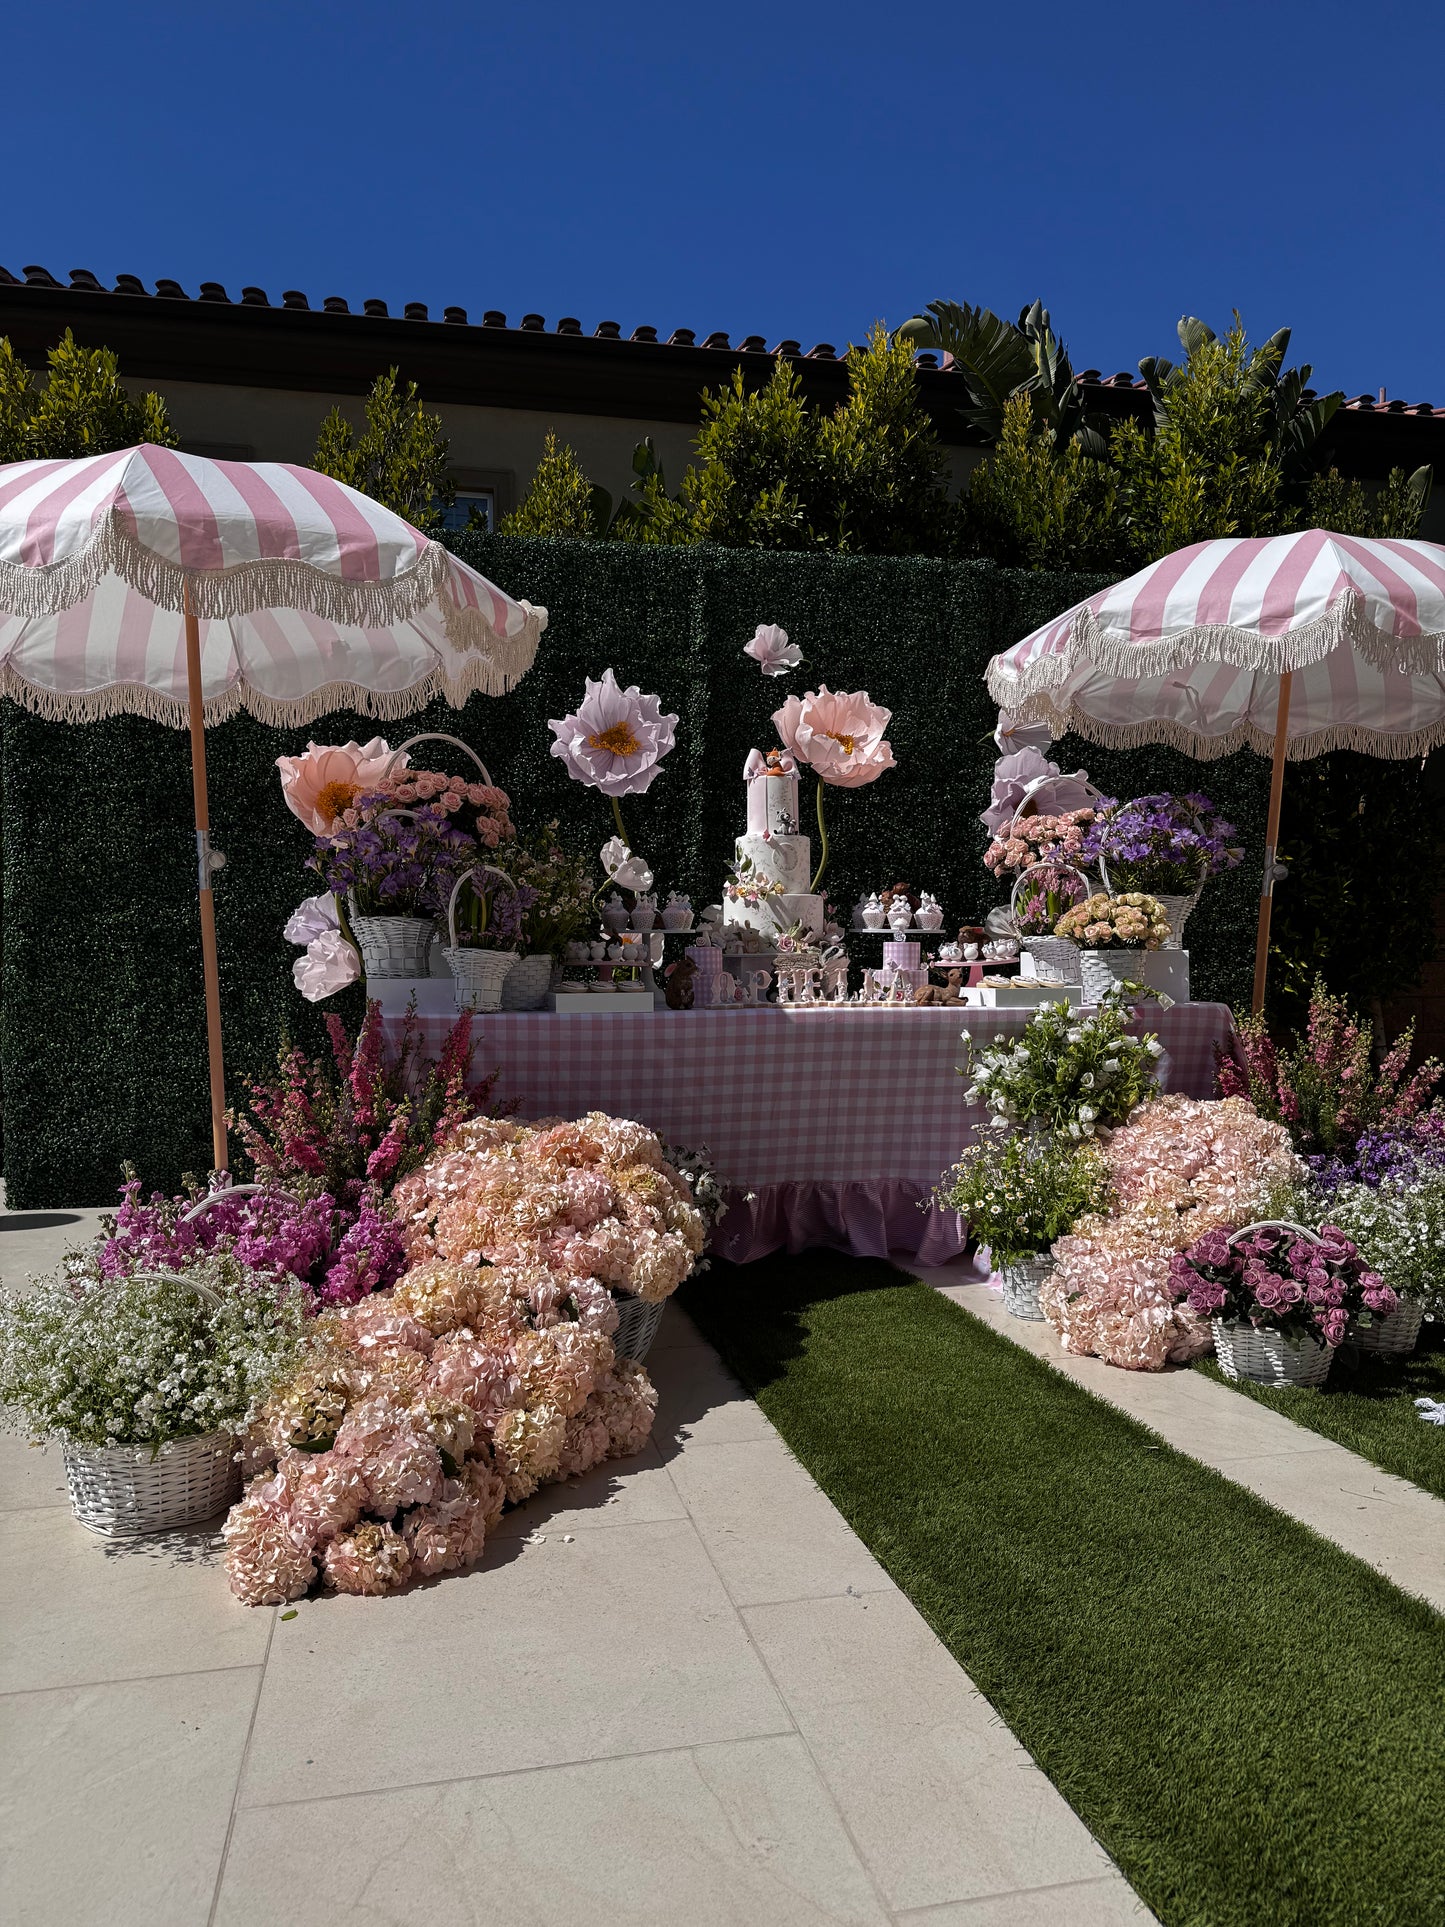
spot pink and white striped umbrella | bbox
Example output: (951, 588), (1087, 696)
(987, 530), (1445, 760)
(0, 444), (545, 724)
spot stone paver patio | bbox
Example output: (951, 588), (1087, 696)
(0, 1209), (1149, 1927)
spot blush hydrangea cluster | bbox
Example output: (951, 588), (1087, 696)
(1041, 1096), (1306, 1369)
(222, 1113), (704, 1604)
(223, 1265), (656, 1604)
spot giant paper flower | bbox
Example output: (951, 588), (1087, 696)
(548, 670), (678, 797)
(276, 737), (404, 834)
(283, 892), (362, 1002)
(992, 711), (1057, 757)
(979, 747), (1097, 836)
(744, 623), (803, 677)
(772, 686), (896, 790)
(600, 838), (655, 893)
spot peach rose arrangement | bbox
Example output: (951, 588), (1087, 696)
(223, 1113), (705, 1604)
(1053, 891), (1171, 951)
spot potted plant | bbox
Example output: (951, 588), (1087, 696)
(309, 798), (477, 978)
(1007, 860), (1091, 983)
(0, 1255), (311, 1535)
(442, 866), (532, 1012)
(1052, 892), (1172, 1003)
(964, 982), (1163, 1140)
(937, 1134), (1111, 1318)
(1081, 793), (1243, 947)
(1311, 1159), (1445, 1355)
(1166, 1220), (1394, 1386)
(500, 822), (596, 1009)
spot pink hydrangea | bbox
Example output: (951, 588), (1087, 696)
(322, 1520), (413, 1595)
(222, 1489), (317, 1605)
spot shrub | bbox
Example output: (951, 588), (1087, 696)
(312, 368), (452, 530)
(501, 432), (603, 538)
(0, 328), (176, 461)
(936, 1133), (1111, 1266)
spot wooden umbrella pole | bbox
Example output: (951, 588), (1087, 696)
(1250, 671), (1294, 1017)
(183, 585), (229, 1174)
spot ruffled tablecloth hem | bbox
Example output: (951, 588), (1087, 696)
(715, 1181), (985, 1268)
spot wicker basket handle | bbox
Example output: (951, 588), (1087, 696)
(70, 1268), (223, 1319)
(180, 1184), (301, 1225)
(447, 864), (519, 951)
(1225, 1220), (1323, 1249)
(383, 733), (494, 787)
(1006, 773), (1110, 838)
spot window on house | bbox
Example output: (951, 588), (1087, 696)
(437, 489), (496, 533)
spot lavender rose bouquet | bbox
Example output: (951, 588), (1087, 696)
(1084, 792), (1244, 897)
(1166, 1222), (1395, 1347)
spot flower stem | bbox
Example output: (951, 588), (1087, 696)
(810, 777), (829, 894)
(610, 795), (629, 848)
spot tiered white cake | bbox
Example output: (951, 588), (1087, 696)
(724, 752), (826, 941)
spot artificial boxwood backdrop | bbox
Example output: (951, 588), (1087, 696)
(0, 535), (1268, 1206)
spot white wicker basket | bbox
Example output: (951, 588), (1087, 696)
(1000, 1253), (1053, 1321)
(1347, 1297), (1425, 1356)
(349, 909), (436, 978)
(1023, 936), (1081, 984)
(1151, 891), (1199, 951)
(443, 864), (521, 1011)
(500, 952), (556, 1010)
(1078, 948), (1147, 1003)
(64, 1431), (240, 1537)
(61, 1269), (241, 1536)
(612, 1291), (666, 1362)
(1212, 1318), (1333, 1387)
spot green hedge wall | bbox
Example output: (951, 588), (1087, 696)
(0, 536), (1268, 1206)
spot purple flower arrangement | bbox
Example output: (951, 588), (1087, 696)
(1082, 792), (1244, 896)
(1306, 1119), (1445, 1192)
(98, 1176), (406, 1308)
(308, 795), (476, 917)
(1166, 1222), (1396, 1348)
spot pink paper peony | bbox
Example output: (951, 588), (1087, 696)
(744, 622), (803, 677)
(276, 737), (403, 834)
(772, 686), (896, 789)
(548, 669), (678, 797)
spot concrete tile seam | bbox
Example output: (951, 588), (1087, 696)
(231, 1727), (802, 1814)
(205, 1597), (278, 1927)
(0, 1660), (266, 1699)
(659, 1443), (921, 1923)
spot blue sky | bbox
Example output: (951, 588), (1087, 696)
(7, 0), (1443, 400)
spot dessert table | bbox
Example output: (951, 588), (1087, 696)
(384, 1003), (1242, 1265)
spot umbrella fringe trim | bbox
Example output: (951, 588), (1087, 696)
(0, 652), (533, 729)
(999, 700), (1445, 763)
(0, 516), (543, 640)
(988, 594), (1445, 707)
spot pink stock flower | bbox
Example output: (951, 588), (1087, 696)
(772, 686), (896, 790)
(744, 622), (803, 677)
(276, 737), (402, 834)
(548, 668), (678, 797)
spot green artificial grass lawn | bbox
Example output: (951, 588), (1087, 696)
(1198, 1321), (1445, 1502)
(681, 1254), (1445, 1927)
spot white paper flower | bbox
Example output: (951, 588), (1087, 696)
(294, 929), (362, 1001)
(744, 623), (803, 677)
(600, 839), (654, 894)
(992, 712), (1056, 757)
(284, 893), (340, 946)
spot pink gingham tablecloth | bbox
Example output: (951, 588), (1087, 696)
(387, 1003), (1240, 1264)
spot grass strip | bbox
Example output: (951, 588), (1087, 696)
(1198, 1323), (1445, 1502)
(682, 1253), (1445, 1927)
